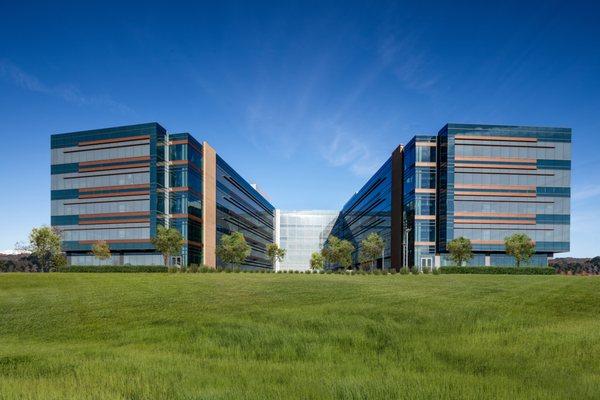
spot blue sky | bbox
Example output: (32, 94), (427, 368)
(0, 1), (599, 256)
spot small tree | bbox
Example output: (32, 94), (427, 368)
(92, 240), (111, 264)
(359, 232), (384, 271)
(151, 226), (184, 267)
(505, 233), (535, 267)
(322, 236), (355, 270)
(216, 231), (251, 269)
(310, 252), (324, 270)
(266, 243), (286, 267)
(447, 236), (473, 266)
(28, 226), (63, 272)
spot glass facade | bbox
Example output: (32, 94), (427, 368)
(403, 136), (437, 268)
(215, 156), (275, 269)
(437, 124), (571, 263)
(276, 210), (338, 271)
(329, 159), (393, 269)
(51, 123), (275, 268)
(331, 123), (571, 269)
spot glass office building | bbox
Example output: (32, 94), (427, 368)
(51, 123), (275, 269)
(330, 123), (571, 269)
(329, 159), (394, 269)
(275, 210), (338, 271)
(437, 123), (571, 266)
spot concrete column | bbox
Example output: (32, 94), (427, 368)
(485, 254), (491, 266)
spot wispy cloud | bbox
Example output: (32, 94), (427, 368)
(572, 184), (600, 202)
(318, 125), (385, 178)
(378, 32), (440, 93)
(0, 59), (133, 115)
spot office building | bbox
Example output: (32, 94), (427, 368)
(330, 123), (571, 269)
(51, 123), (275, 269)
(275, 210), (338, 271)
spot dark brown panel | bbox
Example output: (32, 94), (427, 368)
(391, 144), (404, 270)
(78, 135), (150, 146)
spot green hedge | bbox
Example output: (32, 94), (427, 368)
(57, 265), (168, 273)
(439, 266), (555, 275)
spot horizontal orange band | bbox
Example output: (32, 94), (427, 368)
(415, 215), (436, 220)
(415, 241), (435, 246)
(79, 191), (150, 199)
(415, 142), (436, 147)
(455, 183), (536, 190)
(455, 219), (536, 225)
(455, 135), (537, 142)
(455, 163), (537, 170)
(415, 188), (436, 193)
(170, 213), (203, 223)
(79, 211), (150, 218)
(79, 239), (151, 244)
(415, 162), (436, 167)
(470, 239), (537, 245)
(186, 240), (203, 248)
(79, 163), (149, 173)
(455, 156), (536, 163)
(79, 218), (149, 225)
(454, 212), (535, 218)
(455, 191), (536, 197)
(79, 184), (149, 192)
(79, 156), (150, 167)
(78, 135), (150, 146)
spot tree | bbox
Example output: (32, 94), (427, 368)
(310, 252), (324, 270)
(266, 243), (286, 267)
(359, 232), (384, 271)
(92, 240), (111, 264)
(322, 236), (355, 270)
(151, 226), (184, 267)
(216, 231), (251, 268)
(447, 236), (473, 266)
(505, 233), (535, 267)
(28, 226), (63, 271)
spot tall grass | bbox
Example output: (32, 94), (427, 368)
(0, 274), (599, 399)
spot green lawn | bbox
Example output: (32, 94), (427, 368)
(0, 274), (599, 399)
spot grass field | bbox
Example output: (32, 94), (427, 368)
(0, 274), (599, 399)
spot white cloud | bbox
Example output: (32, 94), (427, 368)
(572, 184), (600, 202)
(0, 59), (133, 115)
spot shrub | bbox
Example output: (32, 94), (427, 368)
(432, 267), (440, 275)
(439, 266), (555, 275)
(411, 268), (420, 275)
(422, 266), (432, 274)
(58, 265), (168, 273)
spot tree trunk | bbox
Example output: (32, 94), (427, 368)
(163, 254), (169, 267)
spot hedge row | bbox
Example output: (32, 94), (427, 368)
(56, 265), (556, 275)
(439, 266), (555, 275)
(57, 265), (168, 273)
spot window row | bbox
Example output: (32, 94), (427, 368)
(62, 227), (149, 241)
(455, 198), (570, 214)
(455, 170), (570, 187)
(453, 226), (569, 242)
(52, 172), (149, 190)
(52, 199), (150, 215)
(69, 254), (164, 266)
(52, 144), (149, 164)
(455, 142), (571, 160)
